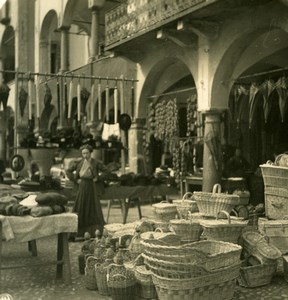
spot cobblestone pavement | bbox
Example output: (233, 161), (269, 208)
(1, 202), (288, 300)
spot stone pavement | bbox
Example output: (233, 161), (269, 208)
(1, 201), (288, 300)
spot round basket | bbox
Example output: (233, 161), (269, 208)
(95, 259), (113, 296)
(107, 263), (136, 300)
(169, 219), (203, 242)
(193, 183), (240, 217)
(173, 192), (199, 219)
(104, 223), (125, 237)
(134, 265), (157, 299)
(200, 210), (248, 244)
(152, 201), (177, 222)
(153, 219), (170, 232)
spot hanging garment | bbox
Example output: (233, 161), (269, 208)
(276, 76), (288, 123)
(101, 123), (121, 141)
(19, 87), (28, 118)
(260, 79), (276, 123)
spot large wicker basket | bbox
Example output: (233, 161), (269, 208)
(134, 265), (157, 299)
(264, 186), (288, 219)
(141, 239), (242, 271)
(260, 163), (288, 189)
(172, 192), (198, 219)
(241, 231), (282, 264)
(151, 263), (240, 300)
(200, 210), (248, 244)
(193, 184), (240, 217)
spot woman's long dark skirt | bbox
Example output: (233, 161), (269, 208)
(73, 178), (106, 237)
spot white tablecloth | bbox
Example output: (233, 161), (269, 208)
(0, 213), (78, 242)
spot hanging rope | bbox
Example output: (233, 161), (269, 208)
(97, 79), (102, 120)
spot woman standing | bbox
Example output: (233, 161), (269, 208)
(66, 144), (107, 240)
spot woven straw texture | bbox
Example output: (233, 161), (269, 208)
(264, 186), (288, 219)
(260, 163), (288, 189)
(193, 184), (240, 217)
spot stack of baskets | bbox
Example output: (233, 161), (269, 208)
(200, 210), (248, 244)
(238, 230), (282, 287)
(141, 239), (242, 300)
(152, 201), (177, 221)
(193, 184), (241, 217)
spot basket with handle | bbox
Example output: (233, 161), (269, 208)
(84, 255), (101, 290)
(141, 239), (242, 271)
(151, 263), (240, 300)
(200, 210), (248, 244)
(95, 258), (114, 296)
(241, 231), (282, 264)
(107, 263), (136, 300)
(134, 264), (157, 299)
(152, 201), (177, 222)
(193, 184), (240, 217)
(172, 192), (198, 219)
(169, 218), (203, 243)
(238, 256), (277, 288)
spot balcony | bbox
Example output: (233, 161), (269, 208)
(105, 0), (209, 49)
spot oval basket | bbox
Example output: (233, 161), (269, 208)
(169, 218), (203, 242)
(172, 192), (199, 219)
(193, 183), (240, 217)
(200, 210), (248, 244)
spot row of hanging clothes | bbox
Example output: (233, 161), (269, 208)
(228, 76), (288, 171)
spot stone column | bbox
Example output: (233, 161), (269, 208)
(202, 110), (222, 192)
(128, 118), (146, 174)
(88, 0), (105, 62)
(59, 26), (70, 73)
(39, 40), (49, 73)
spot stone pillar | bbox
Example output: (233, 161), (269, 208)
(59, 26), (70, 73)
(39, 40), (49, 73)
(128, 118), (146, 174)
(88, 0), (105, 61)
(202, 110), (222, 192)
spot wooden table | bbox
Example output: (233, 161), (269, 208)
(180, 176), (203, 196)
(0, 213), (78, 285)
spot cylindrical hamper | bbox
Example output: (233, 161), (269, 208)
(107, 263), (136, 300)
(151, 263), (240, 300)
(169, 219), (203, 243)
(152, 201), (177, 222)
(135, 265), (157, 299)
(193, 184), (240, 217)
(200, 210), (248, 244)
(260, 163), (288, 189)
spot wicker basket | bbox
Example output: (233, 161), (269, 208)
(107, 263), (136, 300)
(264, 186), (288, 219)
(193, 184), (240, 217)
(172, 192), (198, 219)
(151, 263), (240, 300)
(134, 265), (157, 299)
(152, 201), (178, 222)
(141, 239), (242, 271)
(84, 255), (102, 290)
(238, 257), (277, 287)
(260, 163), (288, 189)
(95, 259), (113, 296)
(200, 210), (248, 244)
(169, 219), (203, 242)
(153, 220), (170, 232)
(241, 231), (282, 264)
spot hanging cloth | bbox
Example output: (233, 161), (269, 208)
(90, 82), (95, 122)
(0, 82), (10, 110)
(275, 76), (288, 123)
(81, 87), (90, 113)
(67, 80), (73, 119)
(260, 79), (276, 123)
(101, 123), (120, 141)
(64, 80), (68, 120)
(97, 80), (102, 120)
(249, 83), (260, 128)
(19, 87), (28, 118)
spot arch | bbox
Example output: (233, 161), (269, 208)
(39, 10), (59, 74)
(0, 25), (15, 82)
(138, 57), (196, 118)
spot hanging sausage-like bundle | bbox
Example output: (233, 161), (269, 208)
(19, 87), (28, 118)
(0, 82), (10, 110)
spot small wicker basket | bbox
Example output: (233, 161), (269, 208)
(200, 210), (248, 244)
(169, 218), (203, 242)
(172, 192), (198, 219)
(193, 184), (240, 217)
(238, 257), (277, 287)
(241, 231), (282, 264)
(152, 201), (177, 222)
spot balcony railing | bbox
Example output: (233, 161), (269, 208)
(105, 0), (206, 47)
